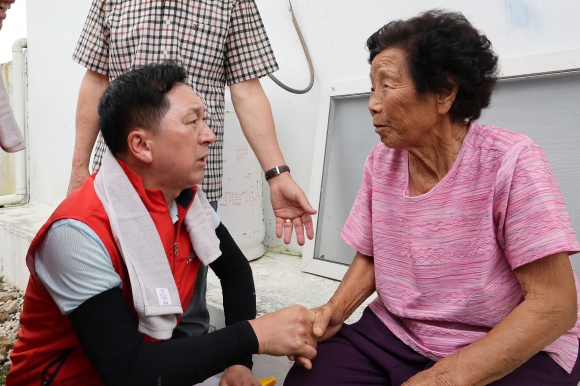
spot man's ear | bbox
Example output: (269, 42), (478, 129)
(127, 128), (154, 164)
(436, 74), (459, 115)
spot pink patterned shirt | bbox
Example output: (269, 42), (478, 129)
(341, 121), (580, 372)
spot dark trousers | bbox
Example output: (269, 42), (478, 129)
(285, 308), (580, 386)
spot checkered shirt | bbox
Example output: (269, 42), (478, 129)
(73, 0), (279, 201)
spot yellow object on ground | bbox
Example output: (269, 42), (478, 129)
(259, 377), (277, 386)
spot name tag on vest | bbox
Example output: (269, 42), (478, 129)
(155, 288), (173, 305)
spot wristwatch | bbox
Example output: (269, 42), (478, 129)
(264, 165), (290, 181)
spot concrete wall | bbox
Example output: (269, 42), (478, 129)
(25, 0), (580, 251)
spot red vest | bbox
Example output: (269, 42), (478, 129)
(7, 162), (201, 385)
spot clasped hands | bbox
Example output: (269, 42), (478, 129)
(267, 303), (462, 386)
(248, 305), (319, 368)
(276, 302), (345, 369)
(219, 304), (322, 386)
(244, 302), (342, 369)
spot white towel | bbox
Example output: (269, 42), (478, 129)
(0, 72), (25, 153)
(94, 149), (221, 339)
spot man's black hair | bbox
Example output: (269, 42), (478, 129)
(98, 62), (188, 155)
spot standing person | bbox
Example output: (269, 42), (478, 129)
(67, 0), (315, 246)
(0, 0), (15, 30)
(8, 63), (318, 386)
(0, 0), (25, 154)
(67, 2), (317, 373)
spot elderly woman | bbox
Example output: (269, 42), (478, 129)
(285, 10), (580, 386)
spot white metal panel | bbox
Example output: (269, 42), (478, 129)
(499, 49), (580, 79)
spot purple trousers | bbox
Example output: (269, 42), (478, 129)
(285, 308), (580, 386)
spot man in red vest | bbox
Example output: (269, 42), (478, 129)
(7, 62), (318, 386)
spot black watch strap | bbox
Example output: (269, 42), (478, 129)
(264, 165), (290, 181)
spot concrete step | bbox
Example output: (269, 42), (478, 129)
(0, 202), (55, 289)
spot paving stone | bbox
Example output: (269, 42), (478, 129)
(0, 294), (11, 303)
(0, 336), (12, 360)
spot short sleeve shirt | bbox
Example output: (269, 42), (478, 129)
(73, 0), (279, 201)
(35, 201), (222, 315)
(341, 121), (580, 373)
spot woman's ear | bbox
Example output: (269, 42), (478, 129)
(127, 128), (154, 164)
(436, 74), (459, 115)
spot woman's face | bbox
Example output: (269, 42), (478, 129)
(369, 47), (440, 150)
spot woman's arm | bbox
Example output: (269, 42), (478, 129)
(404, 251), (578, 386)
(289, 251), (375, 368)
(312, 252), (376, 340)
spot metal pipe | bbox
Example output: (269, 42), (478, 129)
(267, 0), (314, 94)
(0, 38), (27, 206)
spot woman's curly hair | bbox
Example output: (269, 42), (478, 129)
(367, 10), (498, 122)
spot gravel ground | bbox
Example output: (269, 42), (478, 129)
(0, 276), (24, 384)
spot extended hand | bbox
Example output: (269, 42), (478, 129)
(220, 365), (259, 386)
(248, 305), (318, 369)
(289, 302), (345, 368)
(269, 173), (316, 246)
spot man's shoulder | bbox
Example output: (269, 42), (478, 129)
(43, 174), (113, 248)
(56, 174), (105, 218)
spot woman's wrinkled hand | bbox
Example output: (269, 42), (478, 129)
(311, 302), (344, 341)
(288, 302), (345, 368)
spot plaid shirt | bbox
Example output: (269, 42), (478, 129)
(73, 0), (278, 201)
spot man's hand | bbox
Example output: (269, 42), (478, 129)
(248, 305), (318, 369)
(220, 365), (259, 386)
(0, 1), (15, 30)
(67, 166), (90, 195)
(289, 302), (345, 368)
(269, 173), (316, 246)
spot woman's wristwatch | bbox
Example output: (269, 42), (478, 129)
(264, 165), (290, 181)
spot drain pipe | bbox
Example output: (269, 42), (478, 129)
(0, 38), (27, 206)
